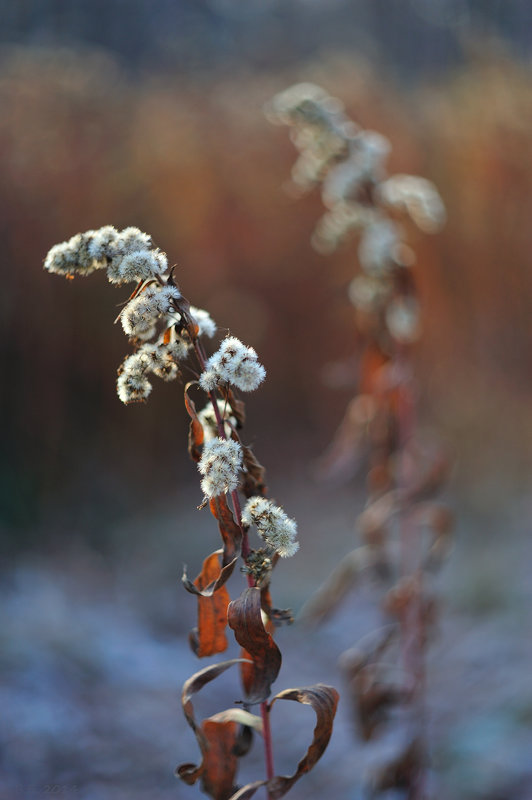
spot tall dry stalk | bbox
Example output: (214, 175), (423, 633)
(44, 225), (338, 800)
(268, 83), (453, 798)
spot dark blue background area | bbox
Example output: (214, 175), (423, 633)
(1, 0), (530, 79)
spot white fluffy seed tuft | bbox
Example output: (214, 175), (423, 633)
(242, 496), (299, 558)
(199, 336), (266, 393)
(198, 437), (243, 498)
(189, 306), (217, 338)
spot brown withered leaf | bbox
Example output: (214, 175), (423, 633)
(360, 344), (390, 396)
(171, 289), (200, 339)
(232, 723), (254, 758)
(261, 586), (293, 627)
(405, 446), (451, 503)
(209, 495), (242, 566)
(184, 382), (204, 463)
(383, 575), (437, 641)
(187, 551), (232, 658)
(350, 663), (402, 741)
(357, 490), (400, 550)
(228, 684), (339, 800)
(413, 501), (454, 567)
(177, 659), (252, 799)
(182, 548), (238, 597)
(313, 394), (375, 483)
(199, 719), (239, 800)
(339, 626), (400, 739)
(367, 736), (424, 796)
(223, 387), (246, 428)
(209, 708), (263, 733)
(340, 625), (398, 673)
(227, 587), (282, 704)
(240, 444), (268, 498)
(299, 546), (380, 625)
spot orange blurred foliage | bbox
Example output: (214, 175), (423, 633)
(2, 47), (531, 531)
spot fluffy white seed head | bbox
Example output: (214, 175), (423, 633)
(198, 437), (243, 498)
(121, 285), (181, 338)
(118, 227), (152, 255)
(321, 133), (389, 209)
(116, 352), (153, 404)
(358, 218), (402, 276)
(87, 225), (120, 263)
(348, 275), (392, 312)
(198, 400), (236, 442)
(45, 225), (168, 285)
(189, 306), (217, 338)
(385, 296), (421, 344)
(44, 230), (109, 277)
(116, 250), (167, 284)
(165, 335), (191, 361)
(136, 343), (180, 382)
(378, 175), (446, 233)
(242, 496), (299, 558)
(199, 336), (266, 393)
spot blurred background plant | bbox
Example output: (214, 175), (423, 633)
(1, 2), (532, 799)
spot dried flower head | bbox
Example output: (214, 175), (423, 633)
(378, 175), (446, 233)
(197, 399), (236, 442)
(116, 249), (168, 285)
(242, 496), (299, 558)
(199, 336), (266, 393)
(189, 306), (217, 338)
(358, 217), (402, 277)
(116, 352), (153, 404)
(121, 284), (181, 338)
(198, 437), (243, 498)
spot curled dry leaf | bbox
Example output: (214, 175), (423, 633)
(367, 735), (424, 797)
(360, 344), (390, 396)
(357, 490), (400, 550)
(228, 684), (339, 800)
(177, 659), (253, 800)
(313, 394), (375, 483)
(299, 546), (380, 625)
(261, 586), (293, 628)
(413, 501), (454, 567)
(240, 443), (268, 498)
(184, 382), (205, 463)
(227, 587), (282, 704)
(209, 495), (242, 566)
(172, 290), (199, 338)
(182, 548), (238, 598)
(340, 626), (400, 740)
(187, 550), (232, 657)
(349, 662), (402, 741)
(339, 625), (398, 672)
(405, 447), (451, 503)
(221, 386), (246, 428)
(383, 576), (438, 643)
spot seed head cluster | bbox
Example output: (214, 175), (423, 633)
(242, 496), (299, 558)
(44, 225), (167, 284)
(121, 285), (182, 339)
(198, 400), (236, 442)
(200, 336), (266, 393)
(44, 225), (222, 404)
(189, 306), (217, 339)
(268, 83), (446, 345)
(198, 437), (243, 499)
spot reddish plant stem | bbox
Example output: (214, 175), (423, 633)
(261, 702), (275, 785)
(192, 333), (275, 792)
(395, 352), (427, 800)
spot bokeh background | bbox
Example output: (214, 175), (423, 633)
(1, 2), (532, 798)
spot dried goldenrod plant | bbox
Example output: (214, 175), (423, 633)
(44, 225), (338, 800)
(268, 84), (452, 798)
